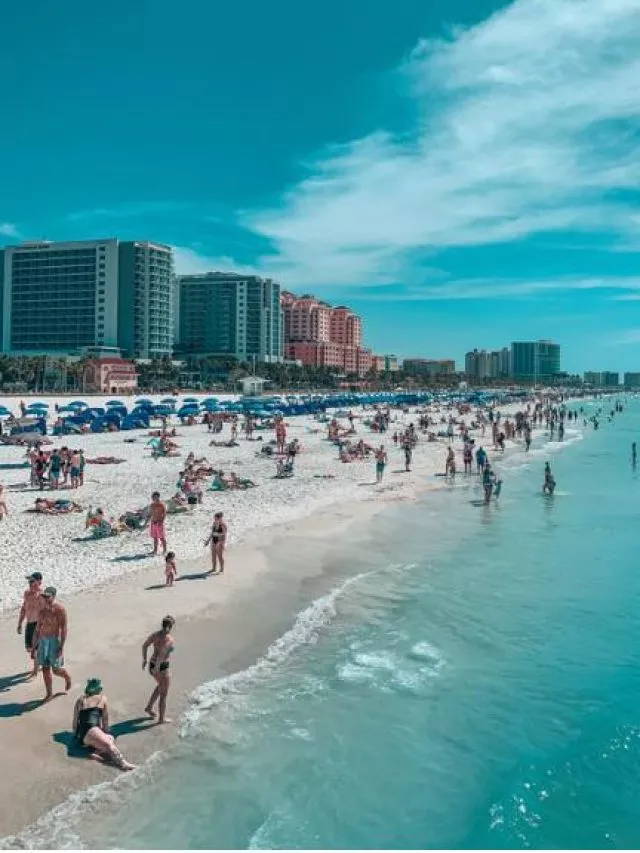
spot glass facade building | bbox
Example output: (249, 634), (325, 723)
(510, 340), (561, 380)
(1, 239), (173, 358)
(177, 272), (283, 363)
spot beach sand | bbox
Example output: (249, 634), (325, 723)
(0, 394), (529, 843)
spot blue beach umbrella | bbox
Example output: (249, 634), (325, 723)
(0, 405), (12, 416)
(106, 399), (125, 407)
(69, 400), (88, 409)
(161, 396), (177, 403)
(135, 398), (154, 406)
(183, 396), (199, 403)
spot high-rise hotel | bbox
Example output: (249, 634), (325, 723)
(0, 239), (174, 358)
(176, 272), (283, 363)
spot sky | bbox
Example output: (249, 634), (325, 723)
(2, 0), (640, 373)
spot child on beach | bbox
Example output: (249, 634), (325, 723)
(165, 552), (178, 586)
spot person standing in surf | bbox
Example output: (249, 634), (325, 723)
(632, 442), (637, 469)
(543, 462), (556, 495)
(482, 463), (495, 504)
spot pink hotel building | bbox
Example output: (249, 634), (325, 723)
(281, 292), (374, 376)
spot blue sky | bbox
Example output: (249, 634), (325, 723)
(2, 0), (640, 373)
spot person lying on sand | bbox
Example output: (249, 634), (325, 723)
(86, 456), (126, 465)
(73, 678), (135, 771)
(30, 498), (82, 514)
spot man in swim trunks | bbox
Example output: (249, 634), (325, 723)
(149, 491), (167, 556)
(142, 616), (175, 724)
(17, 571), (43, 677)
(375, 445), (387, 483)
(33, 586), (71, 701)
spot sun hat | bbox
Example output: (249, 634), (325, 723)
(85, 678), (103, 696)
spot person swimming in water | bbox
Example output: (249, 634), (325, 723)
(632, 442), (637, 469)
(543, 462), (556, 495)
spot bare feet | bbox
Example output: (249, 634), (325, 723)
(157, 718), (172, 725)
(121, 762), (137, 772)
(144, 706), (156, 718)
(42, 693), (53, 703)
(64, 675), (72, 692)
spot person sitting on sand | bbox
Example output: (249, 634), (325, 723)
(73, 678), (135, 771)
(142, 616), (175, 723)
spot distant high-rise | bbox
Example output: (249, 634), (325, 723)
(177, 272), (283, 363)
(1, 239), (174, 358)
(464, 348), (509, 380)
(584, 371), (619, 388)
(510, 340), (560, 380)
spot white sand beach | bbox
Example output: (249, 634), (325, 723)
(0, 392), (539, 842)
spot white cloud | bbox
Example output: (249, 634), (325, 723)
(244, 0), (640, 287)
(612, 329), (640, 345)
(0, 222), (20, 238)
(173, 246), (258, 277)
(351, 275), (640, 302)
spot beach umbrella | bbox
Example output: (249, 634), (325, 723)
(68, 400), (88, 409)
(135, 398), (154, 406)
(27, 403), (49, 410)
(106, 400), (125, 407)
(183, 396), (199, 403)
(161, 397), (177, 403)
(0, 405), (12, 416)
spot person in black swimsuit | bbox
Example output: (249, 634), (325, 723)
(204, 511), (227, 574)
(142, 616), (175, 724)
(72, 678), (135, 771)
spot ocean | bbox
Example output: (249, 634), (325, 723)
(29, 400), (640, 849)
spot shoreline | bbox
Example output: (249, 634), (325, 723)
(0, 398), (571, 843)
(0, 484), (425, 843)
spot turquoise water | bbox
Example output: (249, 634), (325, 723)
(73, 403), (640, 848)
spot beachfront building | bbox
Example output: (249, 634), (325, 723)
(623, 373), (640, 389)
(177, 272), (283, 363)
(372, 354), (400, 372)
(84, 356), (138, 393)
(0, 239), (174, 359)
(510, 340), (561, 382)
(281, 291), (373, 376)
(403, 359), (456, 377)
(465, 348), (510, 380)
(584, 371), (620, 388)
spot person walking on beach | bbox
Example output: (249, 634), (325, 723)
(149, 491), (167, 556)
(33, 586), (71, 701)
(375, 445), (387, 484)
(17, 571), (43, 677)
(142, 616), (175, 724)
(73, 678), (136, 771)
(204, 511), (227, 574)
(0, 483), (8, 519)
(165, 552), (178, 586)
(445, 447), (456, 478)
(402, 437), (412, 472)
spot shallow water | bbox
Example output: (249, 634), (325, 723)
(35, 400), (640, 849)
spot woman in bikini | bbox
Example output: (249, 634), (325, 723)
(142, 616), (175, 724)
(72, 678), (135, 771)
(204, 511), (227, 574)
